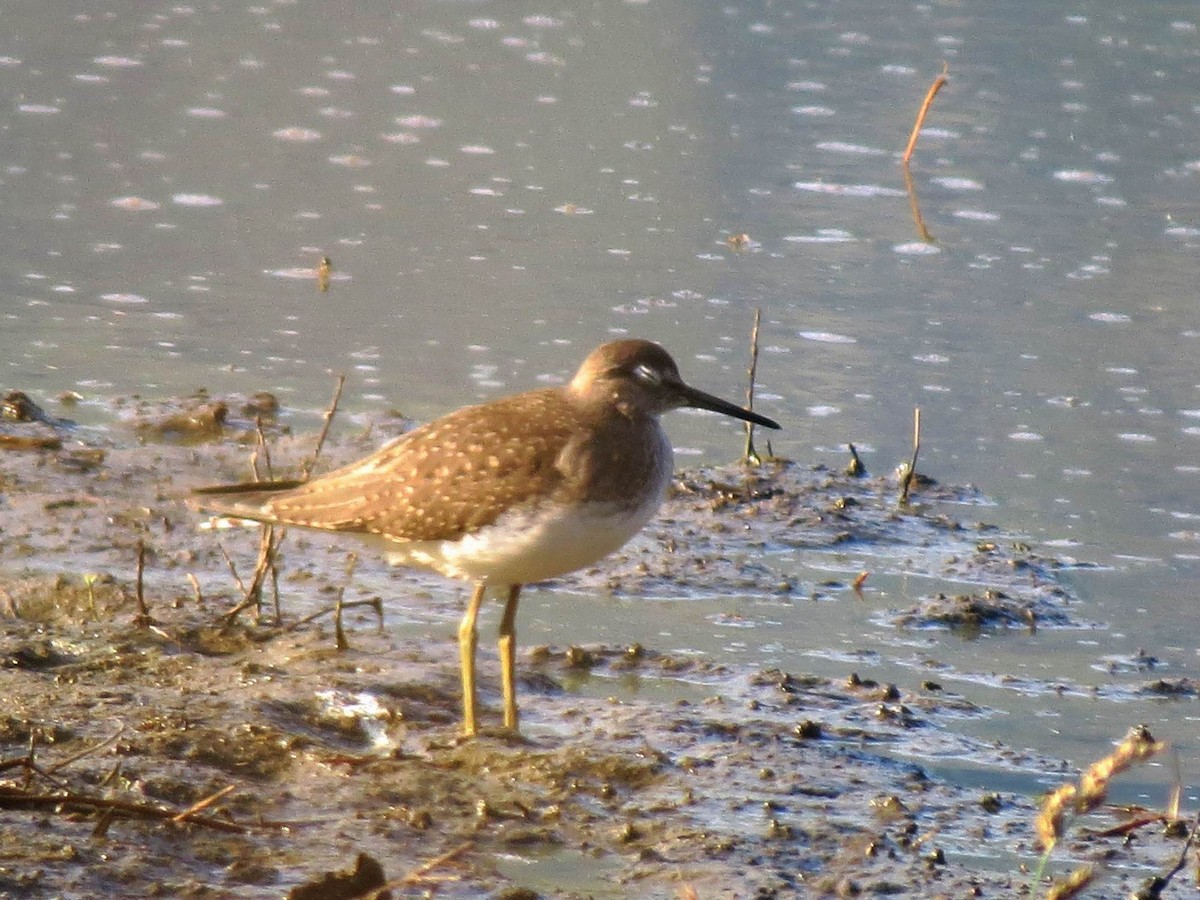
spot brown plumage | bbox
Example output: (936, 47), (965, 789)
(192, 339), (780, 735)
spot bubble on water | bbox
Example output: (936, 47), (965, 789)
(1118, 433), (1156, 443)
(793, 181), (904, 197)
(111, 196), (161, 211)
(461, 145), (495, 155)
(792, 106), (835, 116)
(784, 229), (856, 243)
(94, 55), (143, 67)
(814, 141), (889, 156)
(100, 292), (149, 304)
(18, 103), (60, 115)
(172, 193), (223, 207)
(187, 107), (225, 118)
(1053, 169), (1113, 184)
(1088, 312), (1130, 323)
(893, 242), (941, 256)
(1009, 432), (1044, 442)
(396, 115), (442, 129)
(932, 176), (983, 191)
(953, 209), (1000, 221)
(274, 126), (322, 142)
(798, 331), (856, 344)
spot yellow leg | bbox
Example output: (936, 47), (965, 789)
(498, 585), (522, 732)
(458, 582), (487, 736)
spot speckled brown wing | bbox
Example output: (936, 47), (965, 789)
(195, 388), (584, 543)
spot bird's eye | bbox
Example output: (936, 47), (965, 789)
(632, 364), (661, 385)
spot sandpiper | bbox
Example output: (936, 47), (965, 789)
(192, 339), (780, 735)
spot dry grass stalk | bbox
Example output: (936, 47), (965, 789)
(1044, 863), (1094, 900)
(743, 308), (763, 465)
(317, 255), (332, 293)
(302, 372), (347, 480)
(1037, 726), (1166, 853)
(253, 415), (274, 480)
(902, 162), (933, 243)
(170, 783), (237, 824)
(902, 62), (949, 165)
(133, 538), (152, 625)
(898, 407), (921, 505)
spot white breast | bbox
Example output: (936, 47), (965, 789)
(388, 426), (674, 586)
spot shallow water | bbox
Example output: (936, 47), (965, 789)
(3, 0), (1199, 835)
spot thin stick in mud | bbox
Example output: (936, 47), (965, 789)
(302, 372), (347, 481)
(170, 783), (238, 824)
(134, 538), (152, 626)
(253, 414), (274, 481)
(743, 308), (763, 465)
(899, 407), (921, 505)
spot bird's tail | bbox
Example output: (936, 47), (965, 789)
(189, 479), (306, 522)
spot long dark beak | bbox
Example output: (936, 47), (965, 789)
(676, 382), (781, 430)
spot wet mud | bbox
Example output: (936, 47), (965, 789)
(0, 392), (1189, 897)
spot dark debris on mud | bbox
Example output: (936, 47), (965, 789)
(0, 390), (1190, 897)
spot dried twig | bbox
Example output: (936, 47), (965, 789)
(285, 598), (384, 635)
(302, 373), (347, 481)
(902, 162), (934, 243)
(170, 783), (238, 824)
(743, 308), (763, 465)
(44, 724), (126, 776)
(362, 840), (475, 897)
(217, 542), (249, 598)
(902, 62), (949, 165)
(333, 553), (360, 651)
(186, 572), (203, 606)
(0, 787), (251, 834)
(253, 415), (274, 481)
(898, 407), (921, 505)
(217, 517), (287, 626)
(133, 538), (152, 626)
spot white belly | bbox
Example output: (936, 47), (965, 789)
(388, 431), (673, 586)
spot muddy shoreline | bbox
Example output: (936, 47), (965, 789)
(0, 392), (1188, 897)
